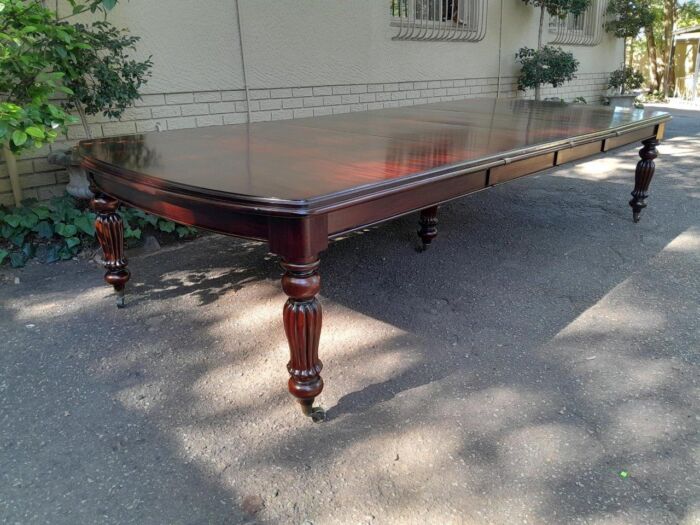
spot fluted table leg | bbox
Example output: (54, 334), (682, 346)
(281, 256), (325, 422)
(417, 205), (439, 252)
(630, 138), (659, 223)
(91, 193), (130, 308)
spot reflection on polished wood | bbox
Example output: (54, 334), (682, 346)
(79, 97), (671, 421)
(79, 98), (669, 207)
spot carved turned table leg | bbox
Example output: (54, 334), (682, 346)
(417, 205), (439, 251)
(281, 257), (325, 422)
(630, 138), (659, 223)
(91, 193), (130, 308)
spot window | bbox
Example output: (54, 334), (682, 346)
(548, 0), (608, 46)
(391, 0), (488, 42)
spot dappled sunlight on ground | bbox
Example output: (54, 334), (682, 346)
(1, 108), (698, 524)
(665, 226), (700, 253)
(557, 156), (630, 182)
(11, 283), (112, 322)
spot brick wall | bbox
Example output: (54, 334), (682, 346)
(0, 72), (610, 207)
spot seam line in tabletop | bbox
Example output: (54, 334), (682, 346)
(272, 103), (670, 145)
(282, 116), (671, 211)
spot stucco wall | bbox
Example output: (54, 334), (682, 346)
(104, 0), (622, 90)
(1, 1), (623, 206)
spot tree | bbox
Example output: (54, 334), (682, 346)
(604, 0), (654, 67)
(629, 0), (700, 94)
(608, 66), (645, 93)
(661, 0), (675, 94)
(676, 0), (700, 28)
(0, 0), (150, 205)
(1, 0), (82, 205)
(521, 0), (591, 49)
(516, 46), (580, 96)
(518, 0), (591, 99)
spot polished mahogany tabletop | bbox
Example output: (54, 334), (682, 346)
(79, 98), (669, 206)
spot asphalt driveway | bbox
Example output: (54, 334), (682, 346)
(1, 105), (698, 525)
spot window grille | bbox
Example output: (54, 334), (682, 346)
(390, 0), (488, 42)
(548, 0), (608, 46)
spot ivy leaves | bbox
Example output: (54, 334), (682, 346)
(0, 195), (198, 268)
(0, 196), (94, 267)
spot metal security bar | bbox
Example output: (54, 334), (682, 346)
(549, 0), (608, 46)
(391, 0), (488, 42)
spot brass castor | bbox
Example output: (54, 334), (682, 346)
(300, 400), (326, 423)
(116, 289), (126, 309)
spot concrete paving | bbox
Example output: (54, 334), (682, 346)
(1, 106), (698, 525)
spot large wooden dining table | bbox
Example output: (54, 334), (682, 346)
(79, 97), (671, 421)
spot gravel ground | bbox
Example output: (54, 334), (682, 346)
(1, 106), (698, 525)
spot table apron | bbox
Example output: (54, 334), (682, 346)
(90, 171), (270, 241)
(325, 125), (659, 237)
(327, 169), (487, 237)
(603, 125), (657, 151)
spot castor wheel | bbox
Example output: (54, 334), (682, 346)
(309, 407), (326, 423)
(116, 290), (126, 309)
(300, 401), (326, 422)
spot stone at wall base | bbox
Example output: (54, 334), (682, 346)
(65, 165), (94, 200)
(47, 149), (94, 200)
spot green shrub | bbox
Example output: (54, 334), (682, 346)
(0, 0), (82, 155)
(638, 90), (667, 103)
(608, 67), (645, 94)
(516, 46), (580, 93)
(0, 195), (197, 268)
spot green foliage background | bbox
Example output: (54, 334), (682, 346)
(516, 46), (580, 91)
(0, 195), (197, 268)
(0, 0), (151, 156)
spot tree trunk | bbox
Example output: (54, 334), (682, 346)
(535, 5), (545, 101)
(2, 143), (22, 207)
(661, 0), (675, 95)
(646, 25), (660, 92)
(627, 38), (634, 69)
